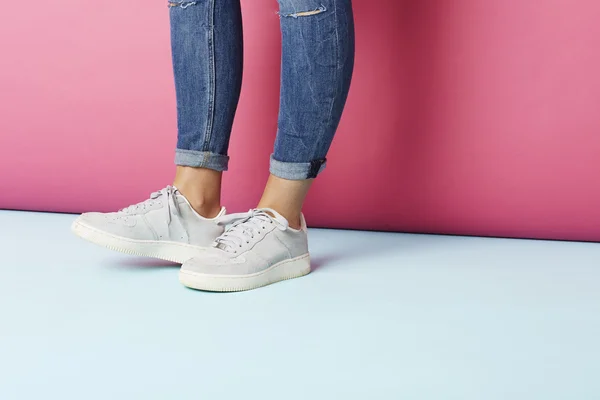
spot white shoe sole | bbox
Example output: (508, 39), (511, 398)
(71, 219), (207, 264)
(179, 254), (311, 292)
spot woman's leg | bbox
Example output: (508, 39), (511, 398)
(72, 0), (244, 262)
(170, 0), (244, 217)
(179, 0), (355, 291)
(258, 0), (355, 228)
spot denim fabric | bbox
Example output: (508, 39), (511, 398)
(170, 0), (354, 179)
(170, 0), (244, 171)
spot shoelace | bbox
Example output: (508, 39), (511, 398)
(119, 186), (182, 225)
(214, 208), (289, 253)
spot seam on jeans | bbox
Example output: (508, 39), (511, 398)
(202, 0), (216, 153)
(308, 160), (322, 178)
(294, 9), (317, 105)
(317, 0), (340, 160)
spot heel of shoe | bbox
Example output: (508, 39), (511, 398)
(280, 254), (311, 280)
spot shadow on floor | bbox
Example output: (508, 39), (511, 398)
(111, 257), (181, 270)
(309, 231), (469, 272)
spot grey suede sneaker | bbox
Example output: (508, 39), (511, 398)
(179, 208), (311, 292)
(71, 186), (225, 263)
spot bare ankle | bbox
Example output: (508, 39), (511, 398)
(189, 200), (222, 219)
(257, 174), (312, 230)
(174, 166), (222, 218)
(285, 214), (302, 230)
(176, 183), (221, 218)
(257, 204), (302, 229)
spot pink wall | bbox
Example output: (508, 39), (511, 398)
(1, 0), (599, 241)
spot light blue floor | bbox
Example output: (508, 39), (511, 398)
(1, 210), (599, 400)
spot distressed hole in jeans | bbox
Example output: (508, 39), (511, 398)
(279, 5), (327, 18)
(168, 1), (197, 8)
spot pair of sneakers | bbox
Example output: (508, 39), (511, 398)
(71, 186), (311, 292)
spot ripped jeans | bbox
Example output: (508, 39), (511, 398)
(169, 0), (355, 180)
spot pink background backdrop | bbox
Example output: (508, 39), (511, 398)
(1, 0), (599, 241)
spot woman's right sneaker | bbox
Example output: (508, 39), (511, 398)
(71, 186), (225, 263)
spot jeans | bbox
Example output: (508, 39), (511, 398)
(169, 0), (355, 180)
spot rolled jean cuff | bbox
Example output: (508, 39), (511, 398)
(269, 154), (327, 180)
(175, 149), (229, 171)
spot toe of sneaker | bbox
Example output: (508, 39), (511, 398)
(74, 212), (143, 238)
(76, 212), (106, 226)
(72, 213), (107, 232)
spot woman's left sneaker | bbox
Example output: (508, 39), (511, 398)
(179, 208), (311, 292)
(71, 186), (225, 263)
